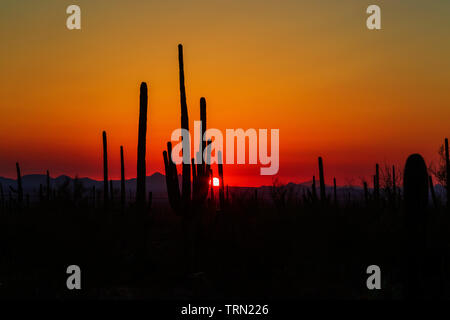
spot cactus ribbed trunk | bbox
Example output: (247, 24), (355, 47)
(16, 162), (23, 206)
(445, 138), (449, 209)
(136, 82), (148, 208)
(102, 131), (109, 208)
(178, 44), (191, 207)
(120, 146), (125, 211)
(318, 157), (326, 203)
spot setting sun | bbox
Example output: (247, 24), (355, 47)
(213, 177), (220, 187)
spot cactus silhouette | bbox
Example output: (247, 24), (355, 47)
(318, 157), (326, 203)
(102, 131), (109, 208)
(178, 44), (191, 207)
(163, 46), (211, 216)
(16, 162), (23, 206)
(403, 153), (429, 299)
(136, 82), (148, 208)
(404, 154), (429, 211)
(120, 145), (125, 211)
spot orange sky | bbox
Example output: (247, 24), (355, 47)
(1, 0), (449, 186)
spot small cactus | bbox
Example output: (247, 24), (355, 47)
(403, 154), (429, 211)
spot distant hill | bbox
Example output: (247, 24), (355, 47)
(0, 173), (445, 204)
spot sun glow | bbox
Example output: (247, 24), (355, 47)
(213, 177), (220, 187)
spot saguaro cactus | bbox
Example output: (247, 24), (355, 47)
(403, 153), (429, 299)
(163, 47), (211, 216)
(318, 157), (326, 203)
(16, 162), (23, 205)
(102, 131), (109, 208)
(178, 44), (191, 207)
(136, 82), (148, 208)
(120, 146), (126, 210)
(404, 154), (429, 211)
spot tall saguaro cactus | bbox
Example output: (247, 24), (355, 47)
(102, 131), (109, 208)
(16, 162), (23, 205)
(318, 157), (326, 203)
(120, 146), (126, 211)
(163, 46), (211, 216)
(178, 44), (191, 206)
(136, 82), (148, 208)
